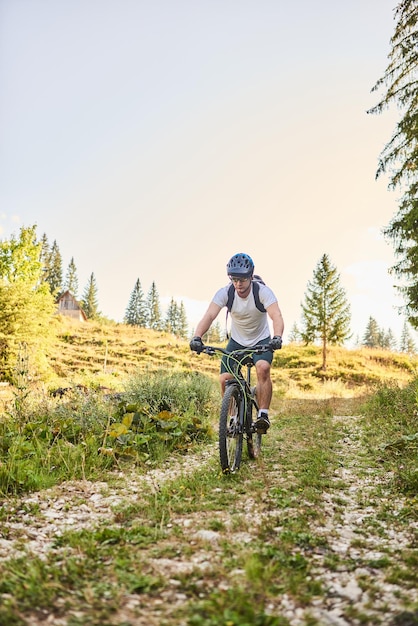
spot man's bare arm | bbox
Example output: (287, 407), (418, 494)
(194, 302), (222, 338)
(266, 302), (284, 338)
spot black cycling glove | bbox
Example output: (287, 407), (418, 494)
(190, 336), (204, 353)
(270, 335), (282, 351)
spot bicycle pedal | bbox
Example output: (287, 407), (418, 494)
(254, 416), (270, 433)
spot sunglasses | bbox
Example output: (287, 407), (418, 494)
(229, 276), (250, 284)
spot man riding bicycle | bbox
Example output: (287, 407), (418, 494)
(190, 253), (284, 433)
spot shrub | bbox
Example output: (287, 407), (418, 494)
(0, 370), (218, 496)
(362, 378), (418, 494)
(105, 370), (217, 462)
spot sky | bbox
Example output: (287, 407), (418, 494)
(0, 0), (413, 346)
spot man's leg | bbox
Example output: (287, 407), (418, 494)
(254, 360), (272, 432)
(219, 372), (233, 395)
(255, 360), (272, 410)
(219, 338), (240, 395)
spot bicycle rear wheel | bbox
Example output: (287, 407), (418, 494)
(247, 387), (262, 459)
(219, 384), (243, 473)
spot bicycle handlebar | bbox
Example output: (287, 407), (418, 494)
(200, 344), (274, 357)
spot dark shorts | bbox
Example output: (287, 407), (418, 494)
(220, 337), (273, 374)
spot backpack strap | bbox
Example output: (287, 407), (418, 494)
(225, 283), (235, 339)
(252, 281), (266, 313)
(226, 283), (235, 312)
(225, 281), (266, 338)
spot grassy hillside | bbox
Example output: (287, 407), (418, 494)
(39, 316), (417, 398)
(1, 318), (416, 626)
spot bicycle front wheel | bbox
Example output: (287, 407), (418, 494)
(219, 384), (243, 473)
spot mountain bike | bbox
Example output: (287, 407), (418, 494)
(201, 344), (274, 474)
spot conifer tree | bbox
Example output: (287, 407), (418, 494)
(368, 1), (418, 326)
(177, 301), (189, 339)
(39, 233), (50, 284)
(301, 254), (351, 370)
(146, 281), (162, 331)
(164, 298), (179, 335)
(164, 300), (189, 339)
(203, 320), (223, 343)
(82, 273), (99, 319)
(381, 328), (398, 351)
(400, 319), (416, 353)
(124, 278), (147, 326)
(363, 316), (381, 348)
(64, 257), (79, 297)
(47, 240), (63, 295)
(288, 322), (301, 343)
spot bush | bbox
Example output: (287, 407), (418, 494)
(0, 370), (218, 496)
(106, 370), (217, 462)
(0, 388), (116, 496)
(362, 378), (418, 494)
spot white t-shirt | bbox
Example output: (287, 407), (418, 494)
(213, 283), (277, 346)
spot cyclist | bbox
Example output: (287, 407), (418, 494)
(190, 253), (284, 433)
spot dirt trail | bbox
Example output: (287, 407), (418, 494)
(289, 416), (418, 626)
(0, 414), (417, 626)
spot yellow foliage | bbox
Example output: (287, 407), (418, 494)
(109, 423), (129, 438)
(157, 410), (175, 420)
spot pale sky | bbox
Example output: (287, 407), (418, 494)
(0, 0), (411, 346)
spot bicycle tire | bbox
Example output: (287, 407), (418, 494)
(246, 387), (262, 459)
(219, 384), (243, 473)
(247, 430), (262, 459)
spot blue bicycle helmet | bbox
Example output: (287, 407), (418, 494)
(226, 253), (254, 278)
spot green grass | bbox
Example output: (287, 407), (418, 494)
(0, 321), (417, 624)
(1, 399), (417, 624)
(361, 378), (418, 495)
(0, 369), (216, 497)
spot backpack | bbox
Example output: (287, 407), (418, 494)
(225, 275), (266, 337)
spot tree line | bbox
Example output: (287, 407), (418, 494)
(39, 232), (189, 339)
(0, 224), (195, 381)
(0, 223), (416, 382)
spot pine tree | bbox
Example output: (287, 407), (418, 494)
(164, 298), (188, 338)
(47, 240), (63, 295)
(82, 273), (99, 319)
(124, 278), (147, 327)
(363, 317), (381, 348)
(288, 322), (301, 343)
(381, 328), (398, 351)
(164, 298), (179, 335)
(39, 233), (50, 285)
(203, 321), (223, 344)
(177, 301), (189, 339)
(146, 281), (162, 331)
(64, 257), (79, 297)
(368, 1), (418, 327)
(301, 254), (351, 370)
(363, 318), (399, 350)
(400, 319), (416, 353)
